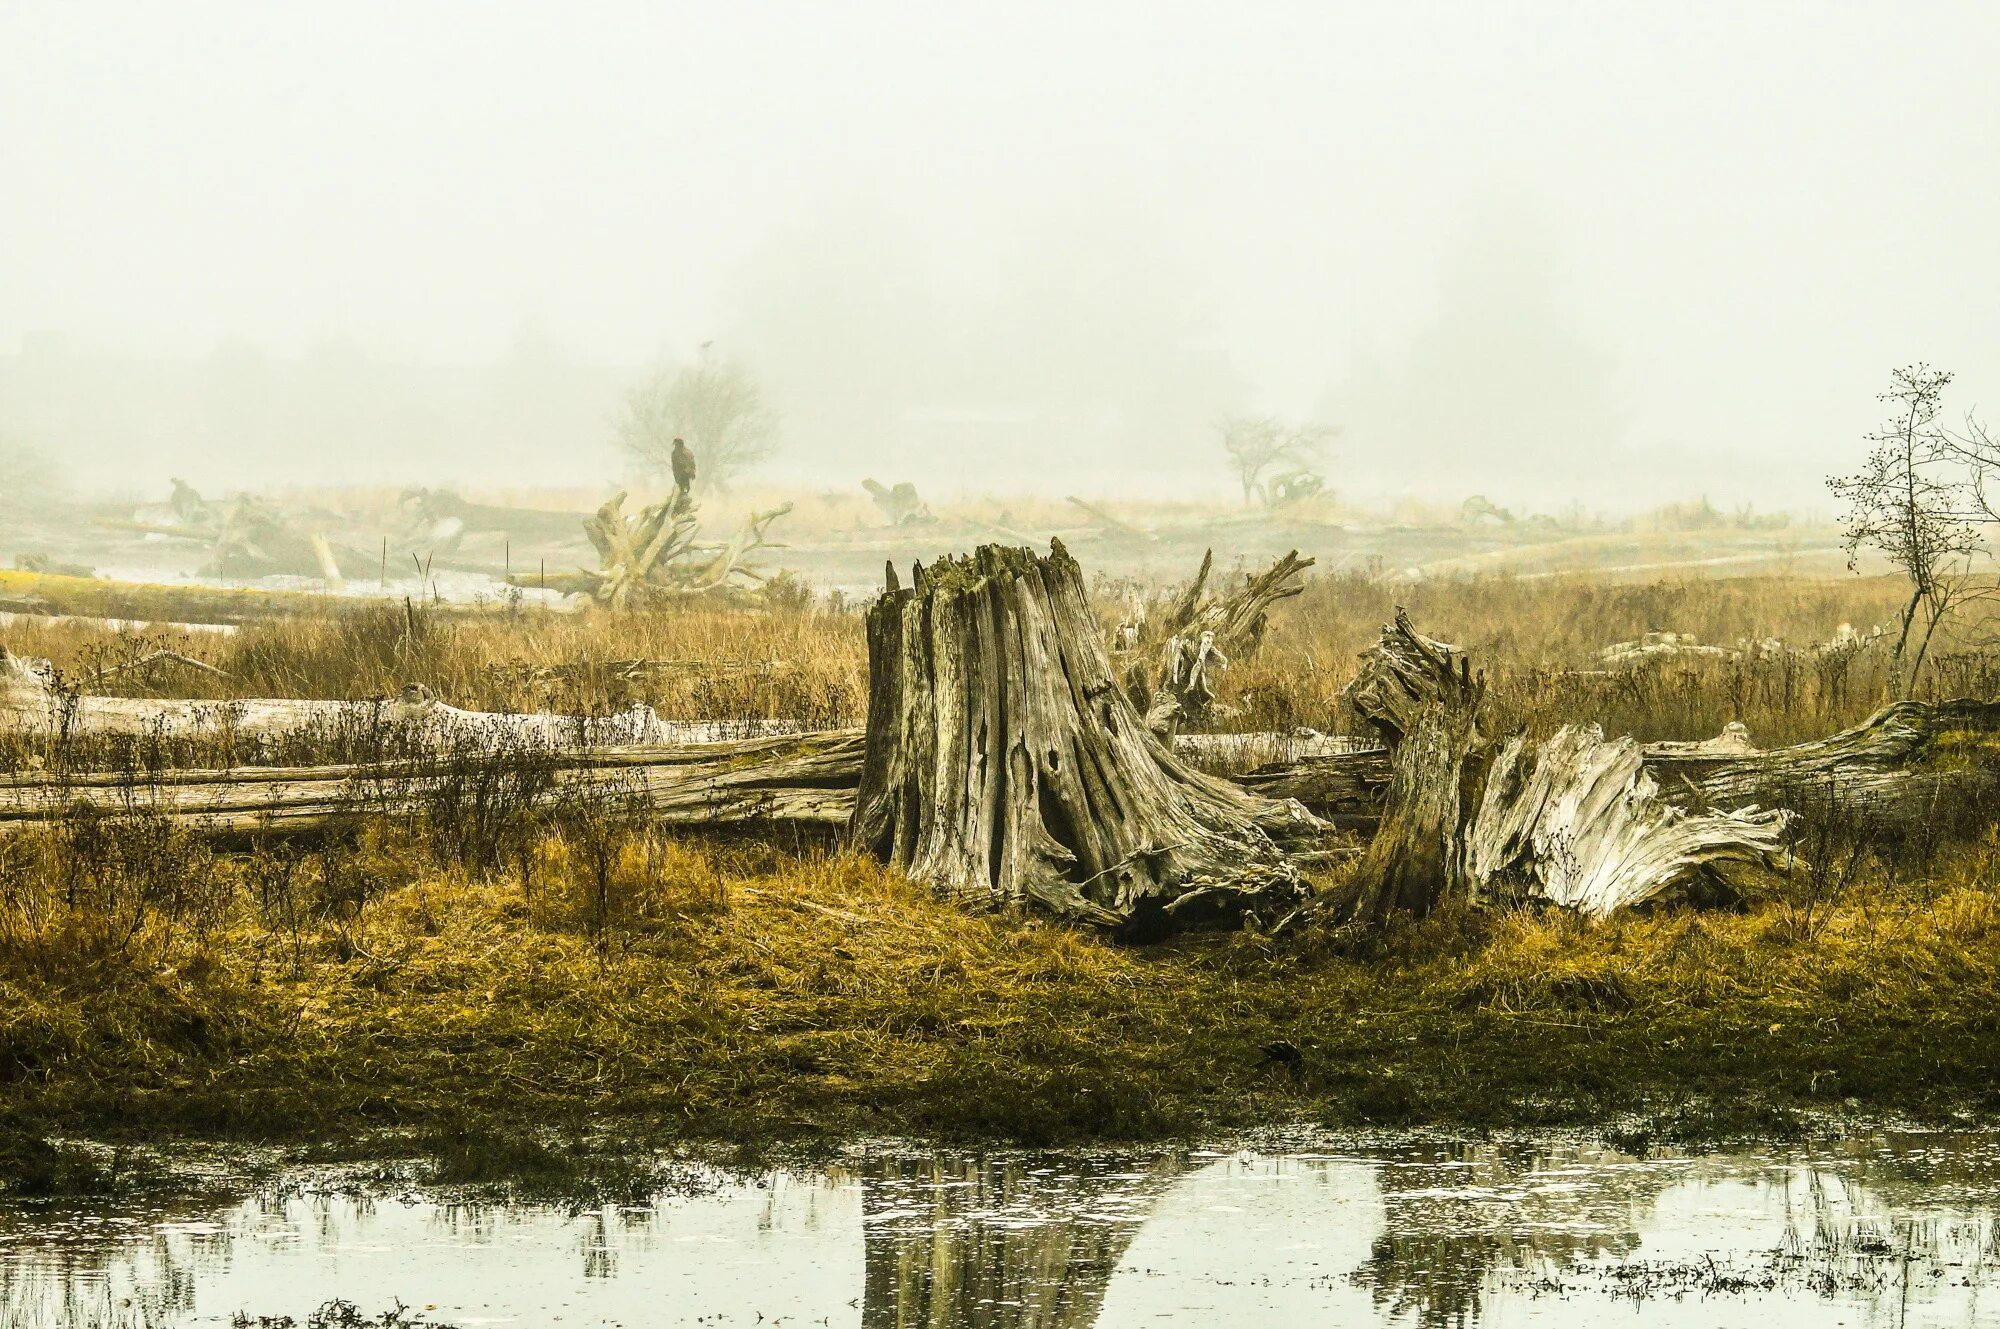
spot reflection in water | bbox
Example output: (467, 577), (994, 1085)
(1, 1134), (1999, 1327)
(1354, 1140), (1668, 1327)
(861, 1153), (1181, 1329)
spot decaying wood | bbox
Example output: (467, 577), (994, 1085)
(1467, 724), (1792, 917)
(1340, 698), (1483, 925)
(861, 479), (936, 527)
(1064, 495), (1157, 541)
(1324, 612), (1807, 922)
(7, 686), (1995, 925)
(851, 542), (1320, 931)
(1230, 745), (1394, 828)
(484, 657), (792, 686)
(109, 484), (357, 582)
(1649, 697), (2000, 826)
(398, 487), (591, 550)
(0, 732), (864, 836)
(506, 492), (791, 608)
(80, 649), (230, 685)
(1117, 547), (1315, 734)
(0, 648), (706, 748)
(1344, 609), (1469, 746)
(1332, 625), (1486, 924)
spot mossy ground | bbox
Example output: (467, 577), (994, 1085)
(4, 827), (1998, 1190)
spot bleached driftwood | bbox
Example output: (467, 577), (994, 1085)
(1596, 624), (1891, 670)
(852, 543), (1320, 931)
(1595, 631), (1735, 668)
(1323, 611), (1803, 924)
(1467, 724), (1791, 917)
(1650, 698), (2000, 826)
(1117, 548), (1315, 734)
(0, 732), (864, 836)
(505, 492), (791, 609)
(0, 648), (703, 748)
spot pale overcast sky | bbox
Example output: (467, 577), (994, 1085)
(3, 1), (1996, 506)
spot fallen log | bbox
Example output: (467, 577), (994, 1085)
(1467, 724), (1792, 916)
(1648, 698), (2000, 824)
(0, 648), (751, 749)
(851, 542), (1320, 931)
(0, 731), (865, 836)
(5, 695), (1994, 925)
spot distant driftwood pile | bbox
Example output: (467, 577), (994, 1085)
(4, 543), (1996, 936)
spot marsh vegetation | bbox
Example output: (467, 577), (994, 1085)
(1, 560), (1999, 1183)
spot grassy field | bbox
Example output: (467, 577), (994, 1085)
(3, 565), (2000, 1191)
(2, 822), (1997, 1173)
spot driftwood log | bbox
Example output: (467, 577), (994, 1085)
(0, 732), (863, 837)
(851, 542), (1320, 931)
(505, 492), (791, 608)
(0, 647), (747, 749)
(1467, 725), (1792, 915)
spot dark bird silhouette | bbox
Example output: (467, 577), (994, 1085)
(670, 437), (696, 502)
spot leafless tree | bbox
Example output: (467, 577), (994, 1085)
(615, 351), (780, 494)
(1218, 415), (1335, 507)
(1827, 365), (1984, 698)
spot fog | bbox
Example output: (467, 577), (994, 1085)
(3, 1), (1996, 512)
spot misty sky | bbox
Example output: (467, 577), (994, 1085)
(3, 1), (1997, 509)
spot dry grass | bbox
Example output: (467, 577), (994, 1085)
(3, 814), (2000, 1163)
(1226, 571), (1991, 746)
(9, 568), (1976, 748)
(6, 565), (2000, 1176)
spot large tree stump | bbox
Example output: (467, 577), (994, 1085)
(851, 542), (1319, 932)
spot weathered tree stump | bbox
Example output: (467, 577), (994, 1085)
(851, 542), (1320, 932)
(1325, 609), (1802, 925)
(1335, 615), (1486, 924)
(1118, 548), (1315, 734)
(1344, 608), (1468, 746)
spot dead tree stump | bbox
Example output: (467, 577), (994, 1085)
(851, 542), (1320, 933)
(1337, 615), (1486, 924)
(1326, 609), (1806, 926)
(1118, 547), (1315, 734)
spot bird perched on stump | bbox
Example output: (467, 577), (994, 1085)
(670, 437), (697, 505)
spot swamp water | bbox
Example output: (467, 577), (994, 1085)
(6, 1132), (2000, 1327)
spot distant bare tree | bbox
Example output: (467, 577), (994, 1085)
(1218, 416), (1335, 507)
(615, 352), (779, 494)
(1827, 365), (1984, 698)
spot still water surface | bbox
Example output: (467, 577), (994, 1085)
(6, 1132), (2000, 1327)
